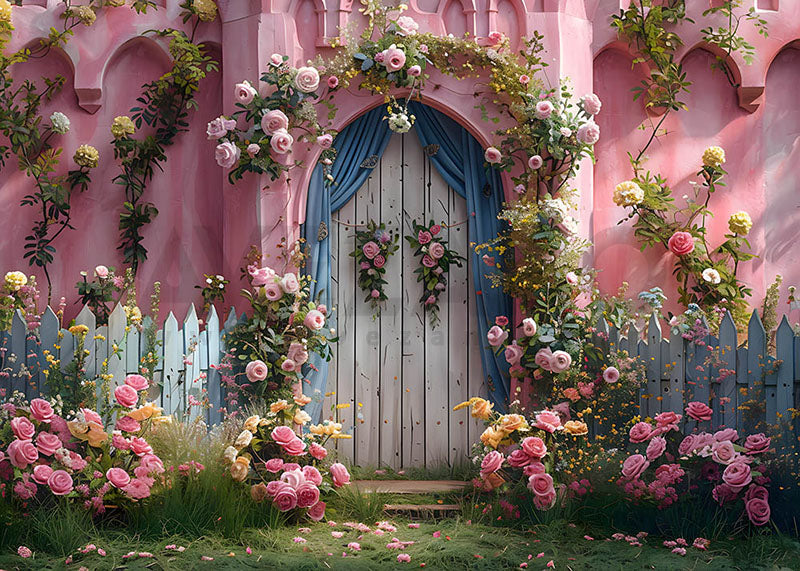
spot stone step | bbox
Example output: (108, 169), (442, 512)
(383, 503), (461, 519)
(353, 480), (468, 494)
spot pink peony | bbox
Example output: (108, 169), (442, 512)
(504, 342), (524, 366)
(246, 360), (268, 382)
(629, 422), (653, 443)
(646, 436), (667, 461)
(309, 442), (328, 460)
(534, 411), (561, 433)
(124, 478), (151, 500)
(264, 458), (284, 473)
(480, 450), (504, 476)
(32, 464), (53, 484)
(234, 80), (257, 104)
(261, 109), (289, 135)
(271, 425), (296, 446)
(745, 497), (770, 526)
(486, 326), (508, 347)
(295, 483), (321, 508)
(534, 348), (553, 370)
(744, 433), (771, 455)
(329, 462), (350, 487)
(317, 134), (333, 149)
(125, 374), (149, 392)
(484, 146), (502, 164)
(548, 350), (572, 373)
(535, 101), (553, 119)
(382, 47), (406, 72)
(264, 282), (283, 301)
(115, 384), (138, 408)
(11, 416), (35, 440)
(308, 500), (326, 521)
(621, 454), (649, 480)
(362, 241), (380, 259)
(302, 465), (323, 486)
(581, 93), (602, 115)
(722, 461), (752, 490)
(270, 129), (294, 154)
(283, 437), (307, 456)
(48, 469), (74, 495)
(668, 231), (695, 256)
(576, 121), (600, 145)
(522, 436), (547, 459)
(294, 66), (320, 93)
(602, 366), (620, 383)
(30, 398), (54, 423)
(304, 309), (325, 331)
(106, 467), (131, 489)
(429, 242), (445, 259)
(408, 65), (421, 77)
(215, 141), (240, 169)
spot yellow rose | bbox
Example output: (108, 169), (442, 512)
(243, 415), (261, 432)
(702, 146), (726, 168)
(111, 115), (135, 139)
(471, 398), (493, 421)
(4, 271), (27, 292)
(74, 144), (99, 168)
(309, 424), (325, 435)
(230, 456), (250, 482)
(728, 211), (752, 236)
(293, 410), (311, 425)
(0, 0), (12, 23)
(483, 472), (505, 491)
(613, 181), (644, 207)
(498, 413), (526, 433)
(270, 399), (289, 413)
(192, 0), (217, 22)
(234, 429), (253, 449)
(480, 426), (505, 449)
(564, 420), (588, 436)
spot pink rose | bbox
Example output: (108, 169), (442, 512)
(372, 289), (382, 299)
(496, 316), (509, 327)
(7, 439), (38, 468)
(504, 342), (524, 366)
(528, 472), (555, 497)
(116, 415), (141, 433)
(646, 436), (667, 461)
(744, 433), (770, 455)
(374, 51), (385, 63)
(396, 15), (419, 35)
(261, 110), (289, 135)
(36, 432), (61, 456)
(507, 449), (532, 467)
(247, 143), (260, 157)
(130, 437), (153, 457)
(288, 342), (309, 365)
(140, 454), (164, 475)
(745, 497), (770, 526)
(327, 75), (339, 89)
(430, 224), (442, 235)
(629, 422), (653, 443)
(417, 230), (432, 245)
(480, 450), (504, 477)
(115, 384), (138, 408)
(125, 374), (149, 392)
(622, 454), (649, 480)
(519, 74), (530, 85)
(362, 241), (380, 259)
(33, 464), (53, 484)
(11, 416), (35, 440)
(274, 487), (298, 511)
(534, 348), (553, 370)
(521, 318), (537, 336)
(280, 358), (296, 372)
(329, 462), (350, 487)
(206, 116), (236, 139)
(424, 295), (436, 305)
(534, 411), (561, 433)
(295, 483), (321, 508)
(714, 428), (738, 442)
(271, 425), (296, 446)
(678, 434), (698, 456)
(684, 401), (712, 422)
(81, 408), (102, 424)
(95, 265), (109, 278)
(264, 458), (284, 473)
(408, 65), (421, 77)
(421, 255), (435, 269)
(581, 93), (602, 115)
(294, 66), (320, 93)
(602, 366), (619, 383)
(668, 231), (695, 256)
(654, 411), (681, 428)
(382, 47), (406, 72)
(308, 500), (326, 521)
(30, 398), (54, 423)
(576, 121), (600, 145)
(722, 461), (752, 490)
(270, 53), (283, 66)
(535, 101), (553, 119)
(309, 442), (327, 460)
(246, 360), (268, 382)
(264, 282), (283, 301)
(712, 440), (737, 465)
(533, 491), (556, 510)
(317, 134), (333, 149)
(429, 242), (445, 259)
(302, 465), (323, 486)
(373, 255), (386, 268)
(524, 462), (546, 476)
(215, 141), (240, 169)
(486, 326), (508, 347)
(522, 437), (547, 459)
(484, 146), (502, 164)
(234, 80), (257, 104)
(304, 309), (325, 331)
(280, 273), (300, 293)
(528, 155), (543, 170)
(249, 264), (275, 285)
(281, 469), (306, 489)
(106, 467), (131, 489)
(270, 129), (294, 154)
(48, 469), (74, 495)
(548, 350), (572, 373)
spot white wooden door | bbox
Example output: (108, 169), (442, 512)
(322, 133), (486, 470)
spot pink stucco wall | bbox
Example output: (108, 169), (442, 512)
(1, 0), (799, 322)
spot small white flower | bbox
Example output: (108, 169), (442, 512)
(702, 268), (721, 285)
(50, 111), (70, 134)
(206, 277), (213, 284)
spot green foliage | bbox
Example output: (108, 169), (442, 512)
(702, 0), (769, 82)
(196, 273), (229, 312)
(113, 25), (218, 274)
(74, 265), (126, 325)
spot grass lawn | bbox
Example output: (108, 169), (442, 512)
(2, 517), (799, 570)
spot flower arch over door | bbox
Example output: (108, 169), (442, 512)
(302, 102), (512, 468)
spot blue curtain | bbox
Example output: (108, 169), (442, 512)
(408, 101), (511, 409)
(302, 106), (393, 420)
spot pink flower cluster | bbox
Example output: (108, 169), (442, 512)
(262, 462), (330, 521)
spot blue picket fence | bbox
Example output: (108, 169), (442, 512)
(1, 304), (798, 434)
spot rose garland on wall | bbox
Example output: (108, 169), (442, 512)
(404, 219), (464, 327)
(350, 220), (399, 316)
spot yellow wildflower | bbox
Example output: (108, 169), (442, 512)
(702, 146), (726, 168)
(728, 211), (752, 235)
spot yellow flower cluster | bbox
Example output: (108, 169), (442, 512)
(111, 115), (135, 139)
(728, 211), (753, 235)
(0, 0), (11, 23)
(74, 144), (99, 168)
(75, 6), (96, 26)
(309, 420), (351, 439)
(613, 180), (644, 207)
(702, 145), (726, 168)
(124, 305), (142, 325)
(4, 271), (27, 291)
(192, 0), (217, 22)
(68, 324), (89, 337)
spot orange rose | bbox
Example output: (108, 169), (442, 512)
(498, 414), (526, 433)
(484, 472), (505, 490)
(480, 426), (505, 449)
(563, 388), (580, 402)
(270, 399), (289, 413)
(471, 398), (493, 421)
(294, 394), (312, 406)
(564, 420), (588, 436)
(230, 456), (250, 482)
(251, 482), (269, 502)
(127, 401), (162, 421)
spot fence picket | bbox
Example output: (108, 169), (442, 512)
(38, 307), (59, 397)
(206, 306), (222, 425)
(718, 312), (738, 428)
(9, 311), (26, 396)
(106, 304), (127, 390)
(667, 327), (685, 417)
(75, 306), (96, 382)
(746, 311), (767, 430)
(183, 304), (201, 422)
(161, 312), (180, 417)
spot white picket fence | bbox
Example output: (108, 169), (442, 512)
(1, 304), (798, 435)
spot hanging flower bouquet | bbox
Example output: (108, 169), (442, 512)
(405, 219), (464, 327)
(350, 220), (399, 315)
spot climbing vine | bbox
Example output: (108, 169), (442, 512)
(112, 0), (218, 274)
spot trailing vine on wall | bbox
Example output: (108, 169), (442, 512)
(113, 1), (218, 274)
